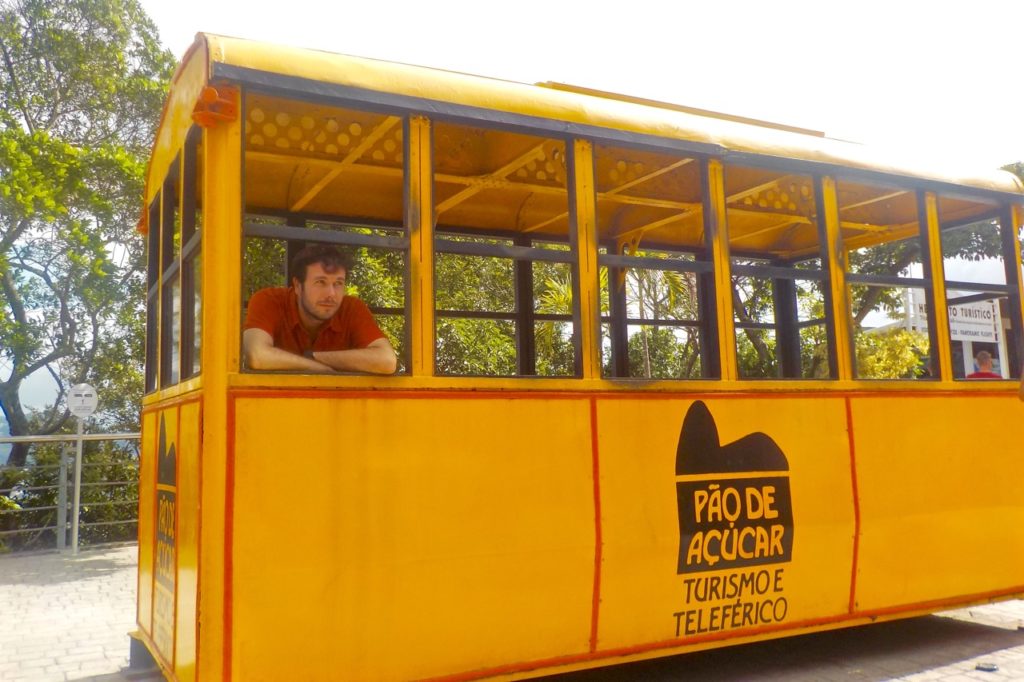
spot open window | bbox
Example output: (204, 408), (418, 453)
(724, 164), (832, 379)
(838, 178), (934, 380)
(145, 126), (203, 393)
(593, 144), (715, 379)
(432, 121), (576, 376)
(937, 195), (1023, 380)
(241, 93), (408, 372)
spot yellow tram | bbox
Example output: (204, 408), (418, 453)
(136, 33), (1024, 681)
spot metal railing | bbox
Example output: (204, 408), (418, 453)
(0, 432), (141, 554)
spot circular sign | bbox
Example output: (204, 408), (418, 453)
(68, 383), (98, 419)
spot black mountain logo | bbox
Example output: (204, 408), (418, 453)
(675, 401), (794, 574)
(157, 415), (176, 487)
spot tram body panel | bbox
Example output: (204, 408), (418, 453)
(137, 402), (202, 681)
(149, 406), (179, 666)
(851, 395), (1024, 612)
(230, 393), (597, 681)
(595, 396), (854, 648)
(174, 400), (202, 682)
(137, 409), (158, 640)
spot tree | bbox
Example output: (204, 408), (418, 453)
(0, 0), (174, 464)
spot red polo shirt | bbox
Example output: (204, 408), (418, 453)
(244, 287), (386, 355)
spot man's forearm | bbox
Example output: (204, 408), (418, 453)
(313, 345), (397, 374)
(247, 344), (333, 372)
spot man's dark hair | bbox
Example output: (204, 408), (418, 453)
(289, 244), (354, 284)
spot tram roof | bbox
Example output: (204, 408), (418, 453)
(141, 33), (1023, 237)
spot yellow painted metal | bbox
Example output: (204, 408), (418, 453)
(820, 176), (854, 380)
(136, 409), (157, 638)
(851, 395), (1024, 611)
(1011, 204), (1024, 343)
(407, 116), (435, 377)
(194, 35), (1021, 199)
(194, 96), (242, 681)
(572, 139), (601, 379)
(151, 407), (177, 666)
(706, 159), (736, 380)
(595, 397), (854, 649)
(142, 38), (210, 228)
(923, 193), (953, 382)
(174, 400), (201, 682)
(230, 394), (595, 681)
(134, 32), (1024, 682)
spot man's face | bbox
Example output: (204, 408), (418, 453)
(293, 262), (346, 323)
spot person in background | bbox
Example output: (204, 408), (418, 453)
(243, 244), (397, 374)
(965, 350), (1001, 379)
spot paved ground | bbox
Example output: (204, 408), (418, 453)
(0, 544), (1022, 681)
(0, 544), (146, 682)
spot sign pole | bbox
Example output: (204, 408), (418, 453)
(71, 417), (83, 555)
(67, 383), (98, 556)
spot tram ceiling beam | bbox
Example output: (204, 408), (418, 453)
(726, 175), (800, 204)
(435, 142), (549, 215)
(288, 115), (402, 212)
(523, 157), (696, 233)
(838, 189), (909, 213)
(610, 206), (702, 245)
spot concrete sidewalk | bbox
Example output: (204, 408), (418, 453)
(0, 543), (1022, 681)
(0, 544), (141, 682)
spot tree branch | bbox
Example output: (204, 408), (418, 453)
(0, 31), (35, 134)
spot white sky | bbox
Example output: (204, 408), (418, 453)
(138, 0), (1024, 171)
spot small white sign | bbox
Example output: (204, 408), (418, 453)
(948, 300), (999, 343)
(68, 383), (98, 419)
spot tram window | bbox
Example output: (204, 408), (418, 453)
(241, 94), (408, 373)
(724, 165), (831, 379)
(145, 196), (160, 393)
(433, 121), (575, 377)
(181, 127), (202, 379)
(838, 179), (933, 380)
(593, 144), (712, 379)
(241, 221), (409, 373)
(937, 195), (1022, 380)
(599, 249), (706, 379)
(159, 158), (181, 387)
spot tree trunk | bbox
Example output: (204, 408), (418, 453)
(0, 380), (31, 467)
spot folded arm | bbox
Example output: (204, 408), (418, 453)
(311, 337), (398, 375)
(243, 328), (334, 372)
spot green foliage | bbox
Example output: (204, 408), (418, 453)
(0, 0), (175, 464)
(626, 327), (702, 379)
(0, 439), (138, 552)
(855, 328), (929, 379)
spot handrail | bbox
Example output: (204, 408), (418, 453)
(0, 432), (141, 554)
(0, 433), (140, 444)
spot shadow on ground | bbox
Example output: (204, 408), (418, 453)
(547, 615), (1024, 681)
(0, 544), (136, 586)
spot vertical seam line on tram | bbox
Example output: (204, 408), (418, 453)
(588, 396), (603, 652)
(845, 396), (861, 614)
(223, 395), (236, 682)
